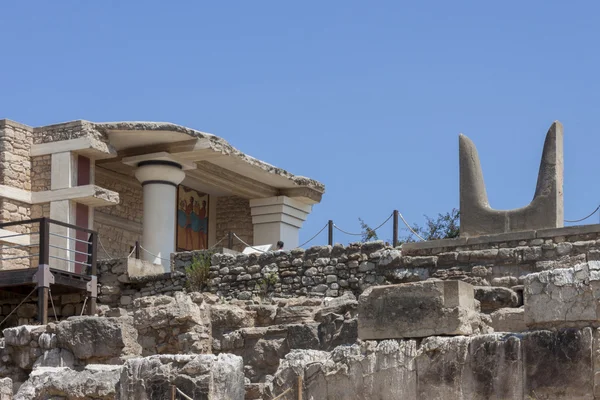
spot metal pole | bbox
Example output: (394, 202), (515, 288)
(38, 219), (50, 325)
(328, 220), (333, 246)
(228, 231), (234, 249)
(393, 210), (399, 247)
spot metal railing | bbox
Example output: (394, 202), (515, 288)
(0, 218), (98, 275)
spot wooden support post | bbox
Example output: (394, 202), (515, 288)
(135, 240), (140, 259)
(393, 210), (399, 247)
(170, 384), (176, 400)
(297, 375), (303, 400)
(228, 231), (234, 249)
(328, 220), (333, 246)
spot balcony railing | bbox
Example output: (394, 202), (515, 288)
(0, 218), (97, 276)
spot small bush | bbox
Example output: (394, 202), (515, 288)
(254, 271), (279, 298)
(185, 251), (213, 291)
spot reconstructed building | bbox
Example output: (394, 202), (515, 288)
(0, 119), (324, 271)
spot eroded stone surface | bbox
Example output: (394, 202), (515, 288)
(119, 354), (244, 400)
(268, 340), (417, 400)
(524, 261), (600, 328)
(358, 281), (486, 339)
(55, 316), (141, 362)
(523, 328), (593, 399)
(15, 365), (121, 400)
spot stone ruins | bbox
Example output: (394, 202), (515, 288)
(1, 119), (600, 399)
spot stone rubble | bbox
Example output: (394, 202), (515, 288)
(4, 258), (600, 398)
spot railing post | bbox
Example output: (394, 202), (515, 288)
(228, 231), (233, 249)
(135, 240), (140, 259)
(38, 218), (50, 324)
(328, 220), (333, 246)
(170, 384), (176, 400)
(90, 232), (98, 276)
(38, 218), (49, 266)
(393, 210), (399, 247)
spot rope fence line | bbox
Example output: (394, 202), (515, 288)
(233, 233), (268, 253)
(398, 212), (425, 241)
(298, 222), (329, 248)
(565, 204), (600, 223)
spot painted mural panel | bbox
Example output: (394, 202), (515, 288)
(177, 185), (209, 251)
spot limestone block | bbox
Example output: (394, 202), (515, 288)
(14, 365), (121, 400)
(415, 334), (523, 400)
(474, 286), (519, 312)
(358, 281), (480, 339)
(524, 261), (600, 327)
(490, 308), (526, 332)
(268, 341), (417, 400)
(3, 326), (45, 347)
(55, 316), (141, 362)
(32, 348), (75, 369)
(0, 378), (12, 400)
(119, 354), (244, 400)
(523, 328), (593, 399)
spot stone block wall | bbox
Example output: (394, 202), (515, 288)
(96, 258), (186, 309)
(0, 121), (33, 270)
(94, 168), (143, 259)
(173, 242), (390, 300)
(0, 291), (89, 327)
(399, 225), (600, 287)
(215, 196), (253, 252)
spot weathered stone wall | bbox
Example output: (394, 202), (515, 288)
(32, 120), (108, 146)
(168, 225), (600, 301)
(0, 121), (33, 270)
(30, 155), (51, 229)
(400, 225), (600, 287)
(269, 328), (598, 400)
(94, 168), (143, 259)
(215, 196), (253, 252)
(0, 291), (89, 327)
(174, 242), (389, 300)
(96, 258), (186, 308)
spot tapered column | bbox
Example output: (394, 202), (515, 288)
(134, 161), (185, 271)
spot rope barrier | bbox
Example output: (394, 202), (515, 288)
(49, 288), (59, 322)
(233, 233), (267, 253)
(332, 224), (363, 236)
(80, 296), (89, 316)
(127, 244), (136, 258)
(0, 286), (37, 328)
(333, 212), (394, 237)
(209, 234), (228, 250)
(175, 386), (193, 400)
(97, 237), (116, 260)
(139, 245), (172, 262)
(299, 222), (329, 248)
(565, 204), (600, 223)
(398, 212), (425, 241)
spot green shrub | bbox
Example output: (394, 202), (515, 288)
(185, 251), (213, 291)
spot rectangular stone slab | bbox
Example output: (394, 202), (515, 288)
(358, 280), (476, 339)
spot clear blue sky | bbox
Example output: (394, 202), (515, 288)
(1, 1), (599, 246)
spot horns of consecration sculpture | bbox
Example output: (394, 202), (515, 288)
(458, 121), (564, 236)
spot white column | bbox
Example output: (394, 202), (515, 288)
(249, 196), (312, 249)
(134, 161), (185, 272)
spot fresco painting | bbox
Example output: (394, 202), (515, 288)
(177, 185), (209, 251)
